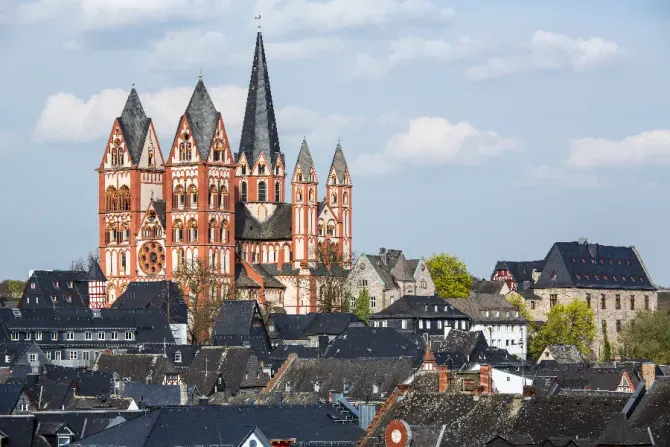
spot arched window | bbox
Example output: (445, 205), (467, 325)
(296, 189), (303, 202)
(105, 224), (113, 244)
(308, 188), (314, 203)
(330, 175), (336, 185)
(105, 186), (118, 212)
(327, 220), (336, 236)
(211, 251), (217, 268)
(118, 186), (131, 211)
(188, 219), (198, 242)
(120, 252), (127, 274)
(148, 150), (155, 167)
(111, 149), (118, 166)
(220, 219), (229, 243)
(331, 192), (337, 205)
(188, 185), (198, 209)
(213, 139), (224, 161)
(120, 223), (130, 243)
(343, 192), (349, 205)
(173, 219), (184, 243)
(179, 143), (186, 160)
(177, 249), (185, 269)
(209, 185), (218, 209)
(119, 150), (125, 165)
(258, 164), (266, 175)
(208, 218), (218, 243)
(173, 185), (185, 209)
(241, 182), (247, 202)
(297, 173), (303, 182)
(258, 181), (267, 202)
(318, 220), (325, 236)
(185, 141), (192, 160)
(275, 182), (280, 202)
(219, 186), (229, 209)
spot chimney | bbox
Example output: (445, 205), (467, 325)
(641, 362), (656, 389)
(179, 382), (188, 405)
(479, 365), (492, 394)
(328, 390), (334, 404)
(437, 366), (449, 393)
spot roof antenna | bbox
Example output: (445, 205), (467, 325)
(255, 14), (262, 31)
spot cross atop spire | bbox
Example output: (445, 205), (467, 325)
(255, 14), (262, 31)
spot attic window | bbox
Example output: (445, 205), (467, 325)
(54, 281), (60, 289)
(613, 275), (618, 281)
(640, 277), (645, 282)
(595, 274), (601, 280)
(609, 260), (614, 265)
(581, 258), (586, 264)
(31, 283), (36, 290)
(591, 259), (596, 264)
(627, 260), (631, 265)
(585, 274), (590, 280)
(631, 276), (636, 282)
(571, 258), (576, 263)
(66, 294), (72, 302)
(434, 305), (438, 312)
(622, 276), (627, 281)
(600, 259), (605, 264)
(174, 351), (182, 363)
(551, 272), (556, 280)
(604, 275), (609, 281)
(618, 260), (622, 265)
(576, 273), (581, 280)
(68, 281), (74, 289)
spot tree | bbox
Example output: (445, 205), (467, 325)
(354, 288), (371, 324)
(70, 250), (100, 272)
(341, 291), (352, 313)
(529, 299), (596, 359)
(507, 291), (537, 334)
(601, 320), (612, 361)
(0, 280), (26, 299)
(426, 253), (472, 298)
(173, 257), (229, 345)
(620, 311), (670, 364)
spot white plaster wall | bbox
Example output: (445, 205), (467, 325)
(472, 323), (527, 359)
(171, 324), (188, 345)
(492, 369), (532, 394)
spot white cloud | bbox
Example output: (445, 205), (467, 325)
(267, 38), (345, 60)
(567, 130), (670, 169)
(351, 35), (479, 78)
(33, 86), (363, 153)
(17, 0), (230, 29)
(466, 30), (623, 81)
(524, 164), (602, 189)
(353, 116), (519, 175)
(253, 0), (454, 36)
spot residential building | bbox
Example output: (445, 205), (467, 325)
(268, 312), (364, 347)
(18, 264), (107, 310)
(368, 295), (470, 337)
(0, 341), (49, 374)
(0, 384), (36, 414)
(344, 248), (435, 312)
(446, 293), (528, 359)
(491, 239), (658, 355)
(96, 31), (352, 314)
(537, 344), (585, 365)
(211, 300), (273, 362)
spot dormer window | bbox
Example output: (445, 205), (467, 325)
(285, 382), (292, 392)
(551, 272), (556, 280)
(613, 275), (618, 281)
(314, 381), (320, 392)
(174, 351), (182, 363)
(576, 273), (581, 280)
(585, 274), (590, 280)
(30, 283), (36, 290)
(54, 281), (60, 289)
(424, 305), (428, 312)
(434, 305), (438, 312)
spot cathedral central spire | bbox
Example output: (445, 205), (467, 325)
(238, 31), (282, 168)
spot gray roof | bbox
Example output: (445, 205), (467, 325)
(182, 346), (258, 396)
(184, 79), (220, 161)
(235, 202), (292, 240)
(119, 382), (181, 407)
(437, 329), (488, 359)
(112, 280), (187, 324)
(543, 344), (585, 365)
(117, 88), (151, 166)
(330, 142), (349, 183)
(86, 262), (106, 282)
(150, 199), (167, 230)
(95, 354), (176, 384)
(446, 294), (526, 324)
(238, 32), (282, 168)
(294, 138), (315, 178)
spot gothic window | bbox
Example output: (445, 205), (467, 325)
(327, 220), (336, 236)
(209, 185), (218, 209)
(296, 189), (303, 202)
(241, 165), (247, 175)
(318, 219), (325, 236)
(105, 186), (118, 212)
(173, 185), (185, 209)
(179, 143), (186, 160)
(211, 251), (217, 268)
(185, 142), (192, 160)
(258, 164), (266, 175)
(213, 139), (224, 161)
(120, 252), (127, 273)
(188, 185), (198, 209)
(219, 186), (229, 209)
(177, 249), (185, 269)
(173, 219), (184, 243)
(330, 175), (336, 185)
(343, 192), (349, 205)
(208, 218), (218, 243)
(220, 219), (229, 243)
(188, 219), (198, 243)
(118, 186), (131, 211)
(104, 224), (112, 244)
(275, 182), (280, 202)
(119, 150), (125, 165)
(111, 148), (118, 166)
(275, 165), (280, 175)
(258, 181), (267, 202)
(148, 150), (155, 167)
(297, 173), (303, 182)
(331, 192), (337, 205)
(308, 188), (314, 203)
(241, 182), (248, 202)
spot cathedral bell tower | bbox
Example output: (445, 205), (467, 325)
(291, 139), (319, 267)
(324, 142), (352, 266)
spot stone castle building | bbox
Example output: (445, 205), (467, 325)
(491, 239), (658, 357)
(97, 32), (352, 313)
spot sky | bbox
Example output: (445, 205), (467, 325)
(1, 0), (669, 284)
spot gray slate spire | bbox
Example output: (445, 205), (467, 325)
(185, 79), (221, 161)
(294, 138), (314, 180)
(238, 32), (282, 168)
(330, 142), (349, 183)
(117, 88), (151, 165)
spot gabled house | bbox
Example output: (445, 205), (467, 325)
(344, 248), (435, 312)
(324, 327), (426, 367)
(0, 384), (36, 414)
(537, 345), (585, 366)
(19, 263), (107, 310)
(94, 353), (180, 387)
(269, 312), (364, 347)
(211, 300), (272, 362)
(0, 341), (50, 374)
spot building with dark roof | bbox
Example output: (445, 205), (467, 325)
(0, 384), (36, 414)
(324, 327), (426, 367)
(95, 30), (353, 316)
(345, 248), (435, 313)
(491, 239), (658, 357)
(19, 265), (106, 310)
(268, 312), (364, 346)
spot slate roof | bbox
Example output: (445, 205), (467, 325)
(0, 341), (32, 367)
(94, 354), (176, 384)
(330, 142), (349, 183)
(446, 294), (526, 324)
(150, 199), (167, 230)
(235, 202), (292, 240)
(118, 382), (181, 407)
(39, 364), (113, 397)
(248, 264), (286, 288)
(627, 377), (670, 445)
(182, 346), (264, 396)
(295, 138), (315, 178)
(0, 383), (23, 414)
(127, 344), (199, 369)
(532, 365), (626, 391)
(493, 260), (545, 284)
(370, 295), (469, 319)
(436, 329), (488, 361)
(596, 412), (652, 446)
(117, 88), (152, 165)
(112, 281), (188, 324)
(66, 396), (135, 411)
(223, 391), (319, 406)
(184, 79), (220, 161)
(269, 357), (414, 401)
(267, 344), (319, 365)
(0, 415), (37, 447)
(234, 263), (261, 288)
(238, 32), (282, 169)
(270, 313), (362, 340)
(473, 280), (507, 294)
(213, 300), (266, 337)
(325, 327), (426, 366)
(74, 405), (363, 447)
(542, 345), (585, 365)
(86, 262), (106, 282)
(20, 270), (90, 309)
(534, 241), (656, 290)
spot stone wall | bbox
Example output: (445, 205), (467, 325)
(527, 287), (658, 357)
(413, 259), (436, 296)
(343, 257), (388, 313)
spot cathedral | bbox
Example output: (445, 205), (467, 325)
(97, 32), (353, 314)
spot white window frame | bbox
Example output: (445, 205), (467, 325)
(35, 332), (42, 341)
(125, 331), (134, 340)
(401, 320), (408, 329)
(382, 320), (388, 328)
(111, 332), (118, 340)
(174, 352), (182, 363)
(11, 332), (18, 341)
(426, 320), (431, 329)
(66, 332), (74, 341)
(418, 320), (423, 329)
(25, 332), (31, 340)
(29, 353), (37, 362)
(70, 351), (78, 360)
(98, 331), (105, 340)
(51, 332), (58, 340)
(85, 332), (92, 340)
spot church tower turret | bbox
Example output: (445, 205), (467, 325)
(325, 142), (352, 266)
(237, 31), (286, 210)
(291, 139), (319, 267)
(97, 87), (164, 304)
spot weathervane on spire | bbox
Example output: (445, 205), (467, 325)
(132, 82), (135, 89)
(255, 14), (262, 31)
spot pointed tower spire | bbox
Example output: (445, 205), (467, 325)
(295, 138), (315, 179)
(184, 79), (220, 160)
(118, 88), (150, 165)
(330, 141), (349, 183)
(238, 31), (282, 168)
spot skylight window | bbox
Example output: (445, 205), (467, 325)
(613, 275), (618, 281)
(585, 274), (590, 280)
(604, 275), (609, 280)
(595, 275), (601, 280)
(622, 276), (627, 281)
(576, 274), (581, 280)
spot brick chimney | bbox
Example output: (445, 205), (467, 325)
(479, 365), (492, 394)
(437, 366), (449, 393)
(641, 362), (656, 389)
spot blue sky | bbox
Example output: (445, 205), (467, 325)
(1, 0), (669, 284)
